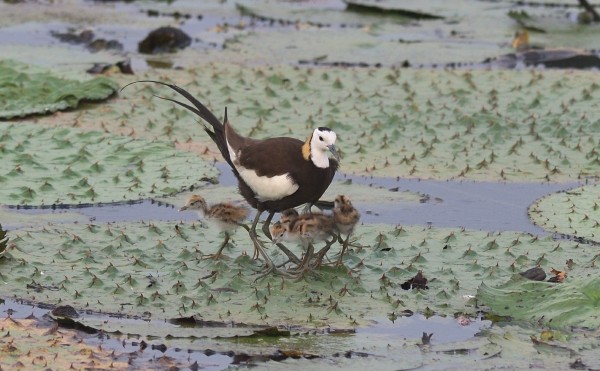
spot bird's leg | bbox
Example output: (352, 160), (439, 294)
(335, 234), (351, 267)
(301, 203), (312, 214)
(337, 236), (367, 253)
(347, 238), (367, 252)
(249, 211), (273, 266)
(261, 211), (275, 240)
(213, 232), (230, 260)
(312, 235), (337, 268)
(276, 243), (302, 265)
(276, 259), (292, 268)
(286, 243), (319, 280)
(249, 212), (294, 281)
(237, 223), (250, 232)
(251, 212), (266, 260)
(262, 211), (302, 265)
(201, 232), (231, 260)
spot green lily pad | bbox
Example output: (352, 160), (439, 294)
(478, 276), (600, 328)
(2, 220), (598, 333)
(480, 324), (600, 369)
(528, 184), (600, 242)
(4, 54), (598, 184)
(0, 122), (217, 206)
(116, 65), (600, 181)
(0, 59), (118, 119)
(503, 0), (600, 5)
(343, 0), (454, 19)
(236, 1), (413, 26)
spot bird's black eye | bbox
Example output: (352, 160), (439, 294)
(319, 136), (323, 141)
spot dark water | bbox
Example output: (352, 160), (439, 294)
(0, 298), (232, 370)
(0, 297), (490, 369)
(217, 163), (581, 235)
(361, 314), (491, 344)
(9, 162), (579, 235)
(342, 175), (578, 235)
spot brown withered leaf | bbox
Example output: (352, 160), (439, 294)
(547, 268), (566, 283)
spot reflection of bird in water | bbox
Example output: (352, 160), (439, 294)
(333, 195), (360, 265)
(123, 81), (340, 277)
(179, 195), (249, 260)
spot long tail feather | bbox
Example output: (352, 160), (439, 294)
(152, 94), (203, 120)
(121, 80), (222, 130)
(121, 80), (238, 176)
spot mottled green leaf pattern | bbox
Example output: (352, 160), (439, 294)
(0, 122), (217, 205)
(0, 60), (118, 119)
(478, 276), (600, 328)
(529, 184), (600, 242)
(111, 66), (600, 181)
(1, 222), (598, 331)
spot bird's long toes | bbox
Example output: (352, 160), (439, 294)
(254, 264), (295, 282)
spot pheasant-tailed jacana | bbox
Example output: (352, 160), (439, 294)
(123, 81), (340, 274)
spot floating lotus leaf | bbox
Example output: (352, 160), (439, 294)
(1, 221), (598, 334)
(0, 60), (118, 119)
(480, 324), (600, 369)
(236, 1), (412, 27)
(225, 1), (600, 68)
(0, 45), (124, 70)
(0, 316), (129, 369)
(218, 25), (505, 68)
(111, 65), (600, 181)
(529, 184), (600, 242)
(478, 276), (600, 328)
(503, 0), (600, 5)
(0, 122), (217, 206)
(342, 0), (455, 19)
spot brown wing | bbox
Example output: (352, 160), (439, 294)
(237, 137), (305, 178)
(209, 203), (249, 223)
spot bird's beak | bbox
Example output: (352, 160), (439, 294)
(179, 206), (188, 211)
(327, 144), (340, 161)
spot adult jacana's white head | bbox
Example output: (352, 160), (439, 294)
(306, 127), (339, 169)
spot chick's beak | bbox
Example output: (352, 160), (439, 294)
(179, 206), (188, 211)
(327, 144), (340, 161)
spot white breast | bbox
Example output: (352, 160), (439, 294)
(238, 167), (299, 201)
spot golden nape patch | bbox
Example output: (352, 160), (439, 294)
(302, 134), (311, 161)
